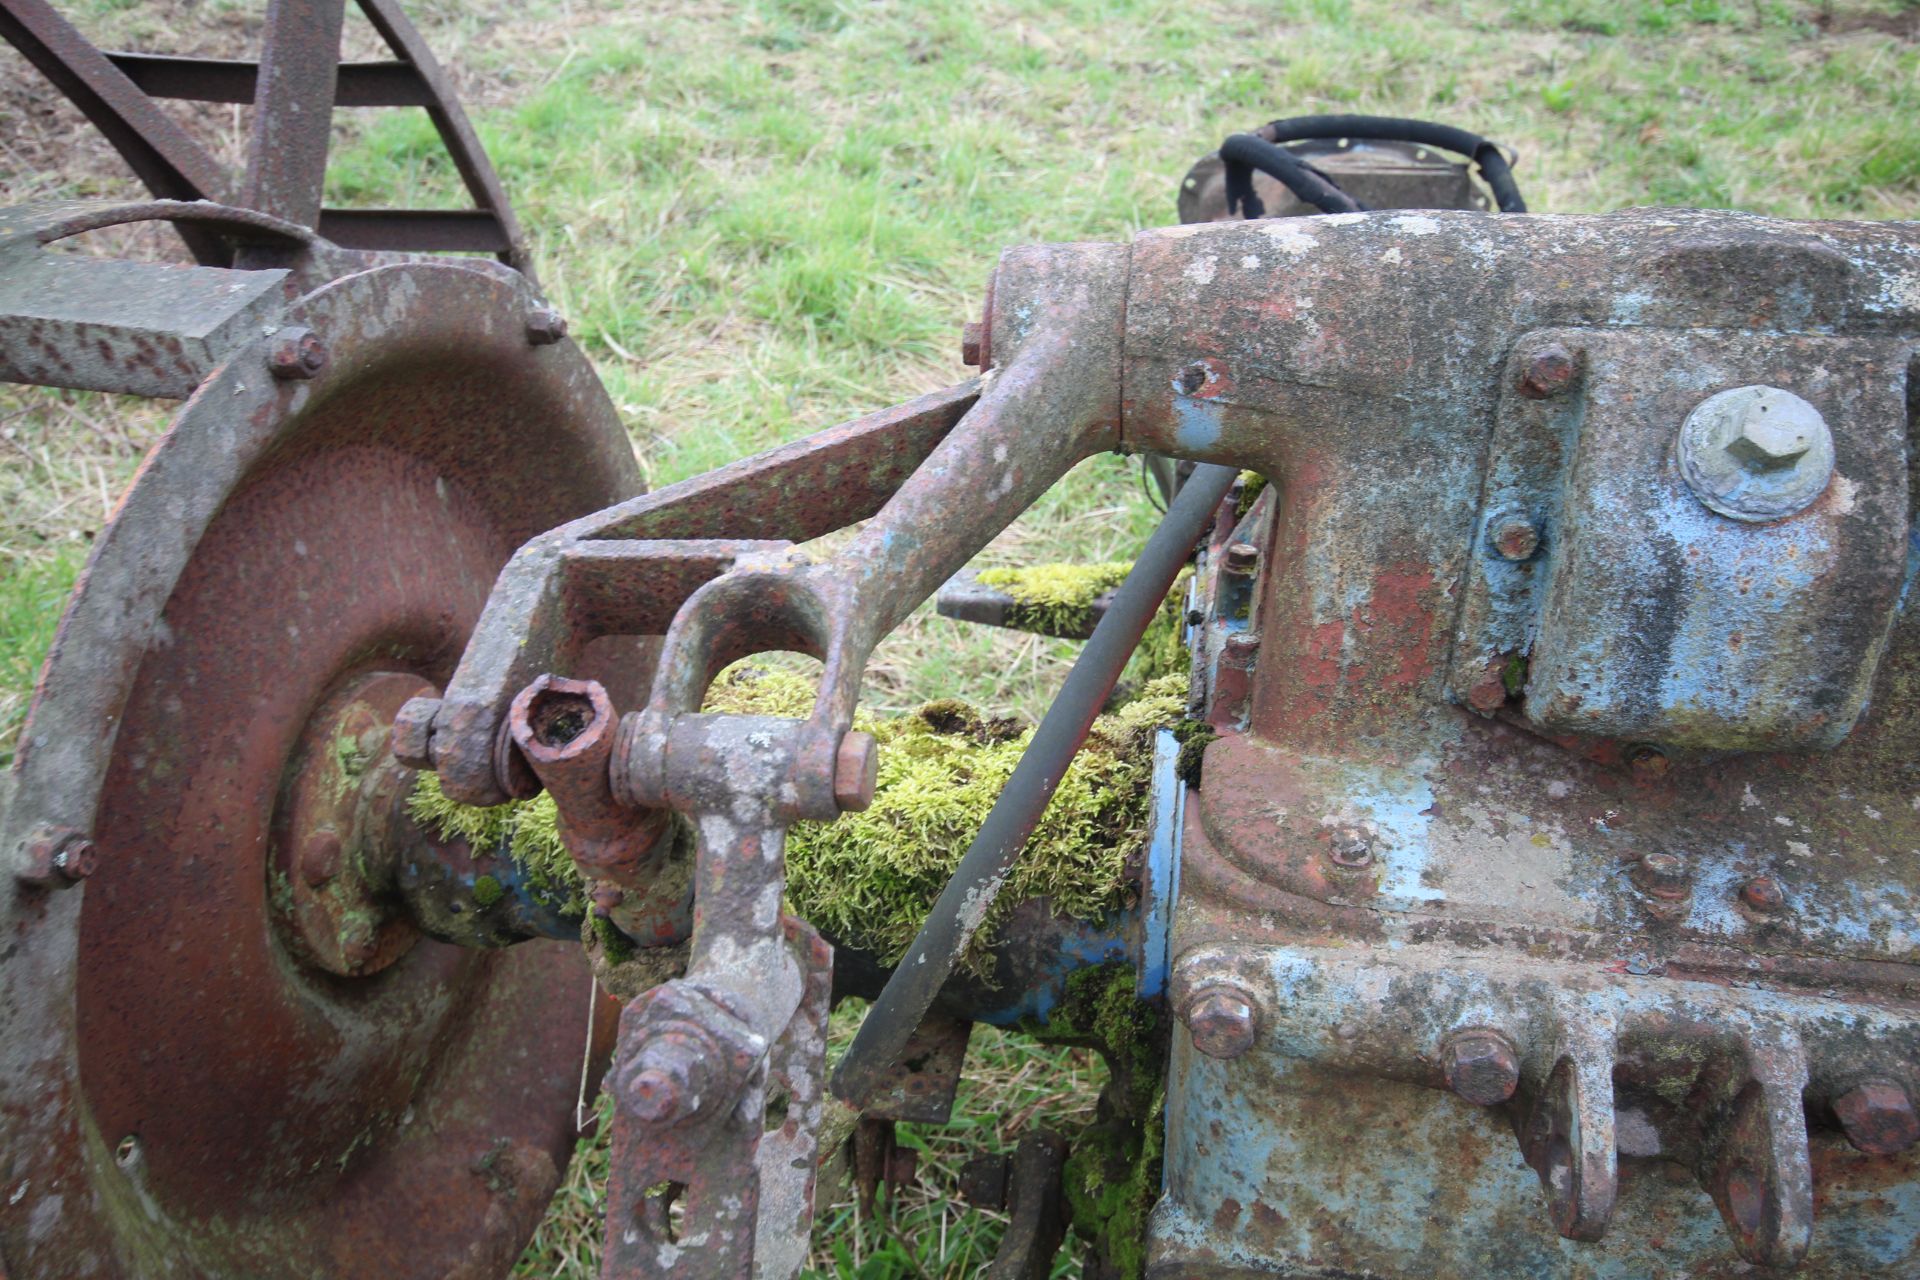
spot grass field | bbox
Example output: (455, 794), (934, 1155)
(1, 0), (1916, 1275)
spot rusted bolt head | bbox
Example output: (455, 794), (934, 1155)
(834, 731), (879, 812)
(526, 306), (569, 346)
(300, 830), (344, 887)
(391, 696), (440, 769)
(1221, 632), (1260, 666)
(268, 326), (328, 380)
(1516, 343), (1576, 400)
(1224, 542), (1260, 576)
(1466, 658), (1513, 714)
(1443, 1030), (1521, 1106)
(516, 677), (610, 758)
(1739, 875), (1785, 915)
(1726, 400), (1818, 472)
(339, 919), (379, 968)
(1184, 984), (1258, 1060)
(1328, 828), (1373, 869)
(1679, 385), (1833, 523)
(1834, 1080), (1920, 1155)
(624, 1039), (715, 1126)
(1488, 516), (1541, 563)
(960, 320), (984, 367)
(18, 826), (96, 887)
(1632, 851), (1690, 900)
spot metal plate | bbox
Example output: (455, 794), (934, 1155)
(0, 261), (636, 1277)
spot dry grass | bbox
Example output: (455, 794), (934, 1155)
(1, 0), (1916, 1274)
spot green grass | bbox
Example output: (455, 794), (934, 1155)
(1, 0), (1917, 1273)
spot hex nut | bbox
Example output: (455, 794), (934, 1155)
(1632, 851), (1691, 900)
(960, 321), (984, 367)
(391, 697), (441, 769)
(1224, 542), (1261, 576)
(1739, 875), (1785, 915)
(1515, 343), (1576, 400)
(1488, 516), (1541, 563)
(1834, 1080), (1920, 1156)
(1443, 1030), (1521, 1106)
(526, 306), (569, 346)
(268, 326), (328, 380)
(1185, 984), (1258, 1060)
(835, 731), (879, 812)
(1678, 385), (1834, 523)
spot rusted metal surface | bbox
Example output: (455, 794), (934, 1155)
(849, 1011), (973, 1124)
(603, 913), (831, 1279)
(418, 379), (980, 808)
(985, 1131), (1069, 1280)
(0, 0), (232, 262)
(0, 0), (533, 270)
(243, 0), (344, 228)
(849, 1117), (920, 1213)
(1084, 207), (1920, 1276)
(0, 201), (298, 396)
(0, 258), (637, 1277)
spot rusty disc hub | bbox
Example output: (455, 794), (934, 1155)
(0, 263), (635, 1277)
(270, 670), (433, 977)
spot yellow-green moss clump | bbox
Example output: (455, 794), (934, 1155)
(977, 561), (1133, 636)
(1234, 469), (1268, 520)
(787, 669), (1186, 970)
(406, 771), (581, 913)
(407, 666), (1189, 969)
(974, 560), (1191, 685)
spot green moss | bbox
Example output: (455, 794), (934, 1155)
(1234, 470), (1268, 520)
(335, 732), (370, 784)
(1502, 653), (1530, 698)
(404, 668), (1191, 973)
(591, 912), (637, 964)
(702, 664), (823, 719)
(472, 874), (505, 908)
(974, 560), (1192, 686)
(977, 561), (1132, 636)
(1035, 964), (1167, 1280)
(786, 671), (1187, 972)
(1170, 718), (1216, 787)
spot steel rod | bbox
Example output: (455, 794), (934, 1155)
(833, 461), (1240, 1104)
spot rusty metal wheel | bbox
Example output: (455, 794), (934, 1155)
(0, 261), (635, 1277)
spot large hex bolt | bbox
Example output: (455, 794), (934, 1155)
(1443, 1029), (1521, 1106)
(1183, 982), (1259, 1060)
(1515, 343), (1577, 400)
(1631, 851), (1691, 902)
(526, 306), (569, 346)
(391, 696), (441, 769)
(624, 1034), (718, 1126)
(268, 326), (328, 380)
(1487, 514), (1541, 563)
(1834, 1080), (1920, 1156)
(1678, 385), (1834, 522)
(834, 731), (879, 812)
(960, 321), (985, 368)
